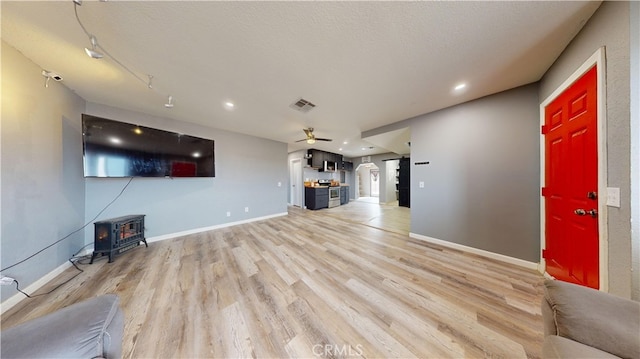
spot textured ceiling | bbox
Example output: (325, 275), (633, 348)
(1, 1), (600, 157)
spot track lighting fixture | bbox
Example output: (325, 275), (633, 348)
(73, 0), (152, 88)
(84, 35), (103, 59)
(72, 0), (172, 107)
(164, 96), (174, 108)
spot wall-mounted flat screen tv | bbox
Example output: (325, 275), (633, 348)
(82, 114), (215, 178)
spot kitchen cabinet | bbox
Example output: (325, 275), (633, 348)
(398, 157), (410, 208)
(307, 149), (343, 169)
(340, 186), (349, 205)
(341, 161), (353, 171)
(307, 149), (323, 168)
(305, 186), (329, 210)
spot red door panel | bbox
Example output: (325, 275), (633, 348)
(544, 66), (599, 289)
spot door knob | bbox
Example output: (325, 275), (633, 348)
(574, 209), (597, 218)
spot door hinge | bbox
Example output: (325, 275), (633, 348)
(542, 249), (547, 259)
(541, 125), (549, 135)
(541, 187), (549, 197)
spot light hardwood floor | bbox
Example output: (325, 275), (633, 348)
(1, 203), (545, 358)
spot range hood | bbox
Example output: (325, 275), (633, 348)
(320, 161), (338, 172)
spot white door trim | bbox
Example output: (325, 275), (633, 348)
(539, 47), (608, 291)
(290, 158), (303, 207)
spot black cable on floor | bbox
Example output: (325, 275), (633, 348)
(12, 257), (85, 298)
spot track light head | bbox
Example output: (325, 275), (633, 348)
(164, 96), (174, 108)
(85, 35), (103, 59)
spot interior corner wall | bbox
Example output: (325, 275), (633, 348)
(409, 84), (541, 262)
(84, 103), (288, 243)
(1, 41), (86, 303)
(630, 0), (640, 301)
(538, 1), (632, 297)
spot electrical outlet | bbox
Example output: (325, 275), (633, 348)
(1, 276), (15, 286)
(245, 207), (249, 213)
(226, 211), (231, 217)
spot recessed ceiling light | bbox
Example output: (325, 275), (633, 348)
(192, 152), (201, 158)
(454, 83), (467, 91)
(223, 101), (235, 111)
(109, 137), (121, 144)
(132, 127), (143, 135)
(343, 141), (348, 145)
(339, 148), (343, 151)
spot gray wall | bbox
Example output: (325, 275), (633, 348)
(84, 103), (288, 242)
(1, 41), (86, 302)
(630, 1), (639, 301)
(409, 84), (540, 262)
(539, 1), (632, 297)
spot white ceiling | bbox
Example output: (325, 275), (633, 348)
(1, 1), (600, 158)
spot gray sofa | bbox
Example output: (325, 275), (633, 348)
(1, 294), (124, 358)
(542, 279), (640, 359)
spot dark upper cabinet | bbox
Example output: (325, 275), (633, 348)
(308, 149), (343, 170)
(341, 161), (353, 171)
(308, 149), (323, 168)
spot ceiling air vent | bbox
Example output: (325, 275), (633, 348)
(290, 98), (316, 113)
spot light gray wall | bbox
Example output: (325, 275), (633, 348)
(630, 1), (640, 301)
(539, 1), (632, 297)
(84, 103), (288, 242)
(1, 41), (86, 302)
(408, 84), (540, 262)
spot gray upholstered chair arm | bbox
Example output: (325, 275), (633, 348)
(543, 279), (640, 359)
(1, 294), (124, 359)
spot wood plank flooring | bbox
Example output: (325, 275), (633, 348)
(1, 204), (545, 358)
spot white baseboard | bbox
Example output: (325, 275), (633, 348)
(1, 260), (74, 315)
(409, 233), (539, 270)
(146, 212), (288, 243)
(1, 212), (288, 314)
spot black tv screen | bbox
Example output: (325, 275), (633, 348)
(82, 114), (215, 178)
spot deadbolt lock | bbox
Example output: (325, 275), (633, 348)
(587, 191), (597, 200)
(574, 208), (598, 218)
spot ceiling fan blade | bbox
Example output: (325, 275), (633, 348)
(316, 138), (333, 142)
(295, 138), (308, 143)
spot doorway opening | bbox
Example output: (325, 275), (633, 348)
(356, 163), (379, 204)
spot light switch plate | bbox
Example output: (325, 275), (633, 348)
(419, 181), (424, 188)
(606, 187), (620, 208)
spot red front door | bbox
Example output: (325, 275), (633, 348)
(544, 66), (599, 289)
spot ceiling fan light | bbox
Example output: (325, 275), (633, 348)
(306, 138), (316, 144)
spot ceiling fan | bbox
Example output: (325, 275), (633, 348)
(295, 127), (332, 144)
